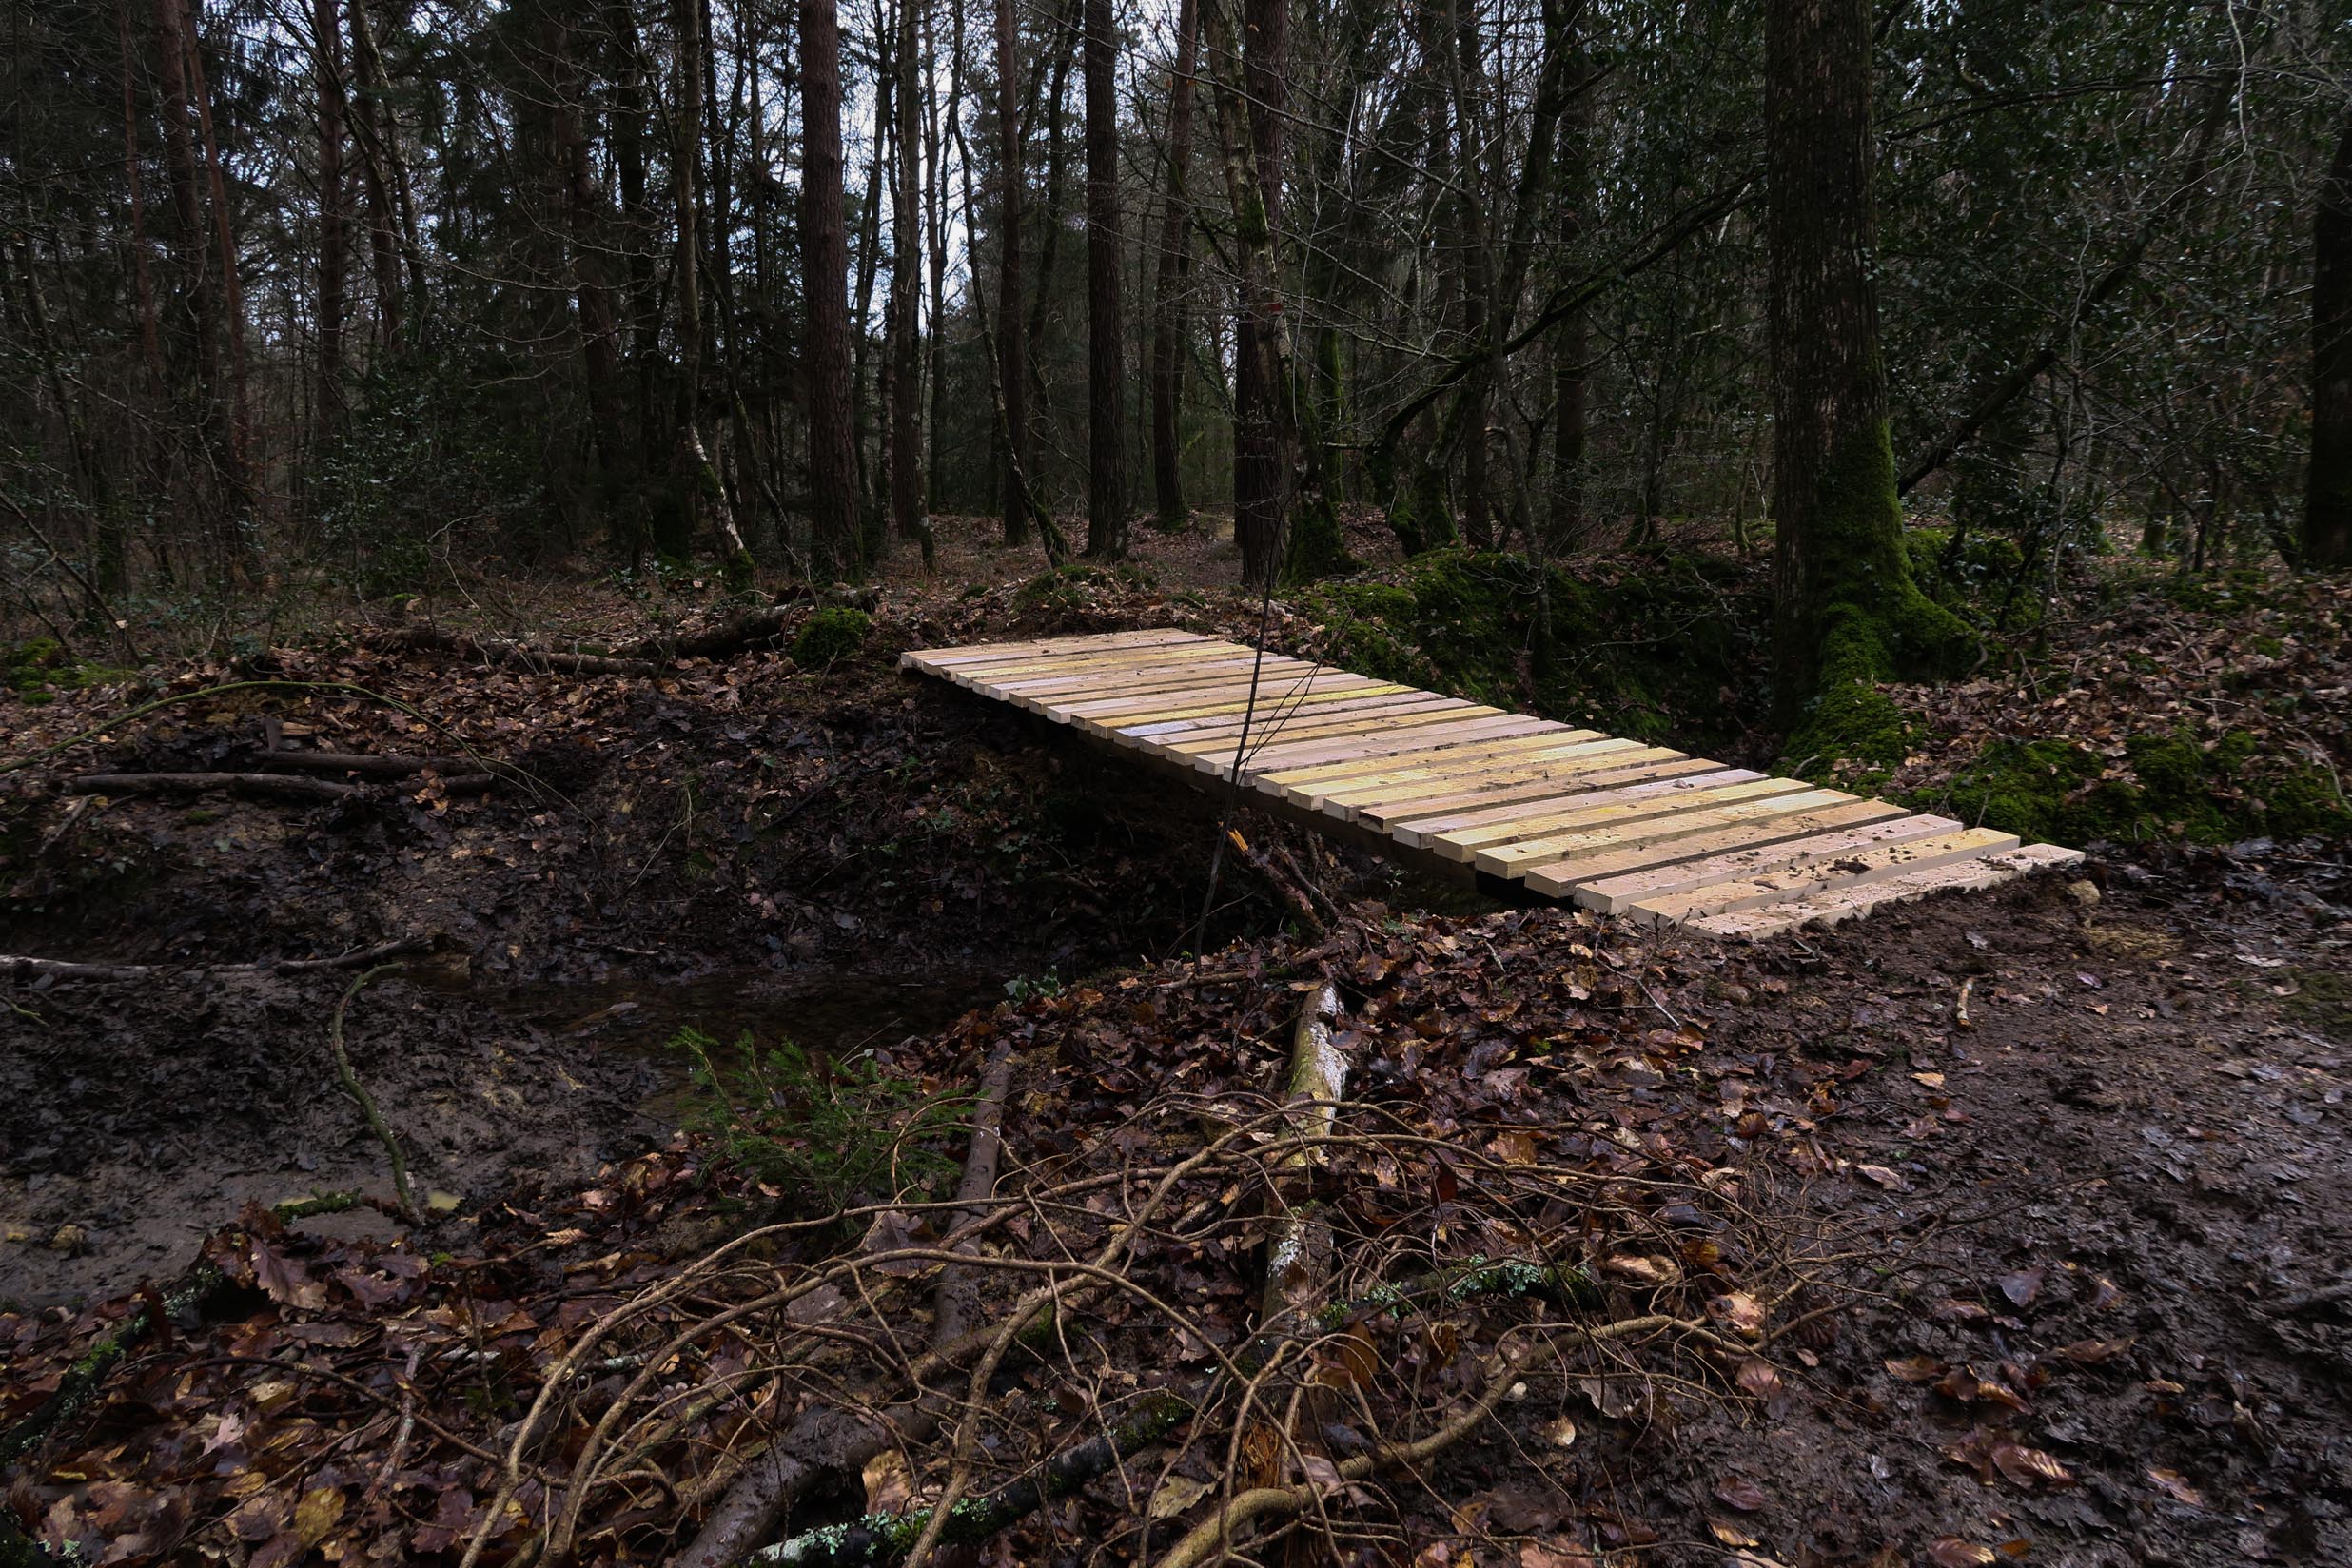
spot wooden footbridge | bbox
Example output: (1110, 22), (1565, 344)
(901, 630), (2082, 938)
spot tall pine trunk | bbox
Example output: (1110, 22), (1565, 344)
(1147, 0), (1199, 532)
(1227, 0), (1286, 586)
(991, 0), (1029, 543)
(312, 0), (346, 450)
(801, 0), (860, 577)
(889, 0), (930, 558)
(1081, 0), (1127, 557)
(1764, 0), (1969, 747)
(2306, 118), (2352, 569)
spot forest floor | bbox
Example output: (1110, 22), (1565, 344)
(2, 516), (2348, 1567)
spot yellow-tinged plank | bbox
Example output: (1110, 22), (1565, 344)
(1626, 827), (2019, 925)
(1443, 778), (1813, 868)
(911, 627), (1209, 662)
(1562, 808), (1949, 910)
(908, 630), (1212, 675)
(989, 653), (1323, 700)
(1121, 694), (1482, 751)
(1336, 755), (1717, 826)
(1385, 765), (1763, 841)
(1306, 737), (1649, 814)
(1260, 728), (1613, 791)
(1158, 703), (1514, 773)
(1477, 789), (1862, 880)
(1054, 673), (1390, 725)
(1228, 714), (1563, 777)
(1520, 801), (1913, 897)
(1685, 844), (2086, 939)
(955, 646), (1290, 696)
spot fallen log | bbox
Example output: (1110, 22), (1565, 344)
(63, 771), (357, 801)
(254, 751), (474, 778)
(2, 933), (445, 985)
(377, 625), (659, 677)
(672, 1054), (1024, 1568)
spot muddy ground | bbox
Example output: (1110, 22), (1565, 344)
(3, 528), (2349, 1564)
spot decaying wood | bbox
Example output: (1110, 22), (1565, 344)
(253, 750), (474, 778)
(1225, 827), (1326, 936)
(376, 625), (659, 677)
(1257, 982), (1345, 1340)
(669, 1052), (1023, 1568)
(60, 770), (495, 800)
(328, 965), (421, 1222)
(2, 933), (444, 986)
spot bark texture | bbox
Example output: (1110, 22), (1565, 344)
(1763, 0), (1970, 748)
(2307, 118), (2352, 570)
(1082, 0), (1128, 558)
(801, 0), (861, 577)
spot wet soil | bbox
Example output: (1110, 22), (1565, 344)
(1463, 858), (2352, 1567)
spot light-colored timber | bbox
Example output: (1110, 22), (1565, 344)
(901, 632), (2084, 935)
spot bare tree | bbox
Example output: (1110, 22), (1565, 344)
(1081, 0), (1128, 558)
(802, 0), (860, 577)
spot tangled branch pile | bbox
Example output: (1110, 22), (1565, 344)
(4, 910), (1889, 1567)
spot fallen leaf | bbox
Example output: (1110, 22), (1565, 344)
(1518, 1542), (1597, 1568)
(1709, 1291), (1767, 1338)
(2147, 1467), (2205, 1506)
(1929, 1541), (1997, 1568)
(1991, 1441), (2074, 1488)
(1885, 1354), (1948, 1382)
(1998, 1266), (2045, 1307)
(293, 1486), (345, 1548)
(2054, 1336), (2135, 1364)
(1540, 1414), (1578, 1449)
(1147, 1475), (1209, 1520)
(1713, 1475), (1767, 1512)
(1736, 1359), (1784, 1400)
(1709, 1517), (1762, 1547)
(1854, 1164), (1908, 1190)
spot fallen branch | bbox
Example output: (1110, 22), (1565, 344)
(328, 965), (421, 1223)
(739, 1392), (1196, 1568)
(1154, 1338), (1529, 1568)
(2, 933), (444, 986)
(668, 1052), (1022, 1568)
(378, 625), (659, 677)
(253, 751), (475, 778)
(0, 1264), (229, 1473)
(63, 771), (357, 801)
(1225, 829), (1326, 937)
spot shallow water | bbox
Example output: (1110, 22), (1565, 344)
(452, 967), (1004, 1119)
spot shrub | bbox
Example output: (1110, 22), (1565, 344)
(792, 606), (872, 667)
(668, 1028), (960, 1223)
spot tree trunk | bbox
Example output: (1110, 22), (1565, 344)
(1225, 0), (1286, 587)
(1081, 0), (1127, 558)
(1147, 0), (1199, 531)
(1764, 0), (1969, 739)
(2306, 118), (2352, 569)
(554, 21), (631, 489)
(992, 0), (1029, 544)
(179, 0), (255, 519)
(313, 0), (348, 445)
(118, 0), (166, 396)
(890, 0), (929, 558)
(801, 0), (860, 578)
(924, 0), (961, 513)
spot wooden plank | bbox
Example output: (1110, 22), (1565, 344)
(1569, 811), (1957, 911)
(1259, 728), (1615, 793)
(1119, 691), (1467, 747)
(1054, 673), (1393, 725)
(1224, 714), (1565, 778)
(1521, 800), (1914, 897)
(1385, 766), (1766, 841)
(955, 639), (1257, 682)
(1121, 694), (1480, 755)
(1309, 738), (1655, 816)
(1447, 778), (1815, 869)
(1337, 756), (1720, 827)
(1120, 693), (1485, 749)
(1167, 706), (1531, 774)
(1626, 827), (2020, 926)
(959, 646), (1291, 696)
(907, 629), (1209, 670)
(1480, 789), (1864, 881)
(990, 653), (1325, 700)
(1685, 844), (2085, 939)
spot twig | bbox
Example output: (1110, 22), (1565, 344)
(328, 965), (421, 1223)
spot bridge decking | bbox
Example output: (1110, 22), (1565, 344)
(901, 629), (2083, 937)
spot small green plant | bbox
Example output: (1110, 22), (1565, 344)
(792, 606), (871, 667)
(1003, 970), (1062, 1003)
(669, 1028), (959, 1222)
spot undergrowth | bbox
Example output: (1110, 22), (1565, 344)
(668, 1028), (961, 1223)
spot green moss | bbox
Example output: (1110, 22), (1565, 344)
(791, 607), (872, 667)
(1919, 727), (2350, 846)
(1295, 547), (1763, 750)
(6, 638), (134, 699)
(1010, 562), (1155, 616)
(1282, 492), (1357, 585)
